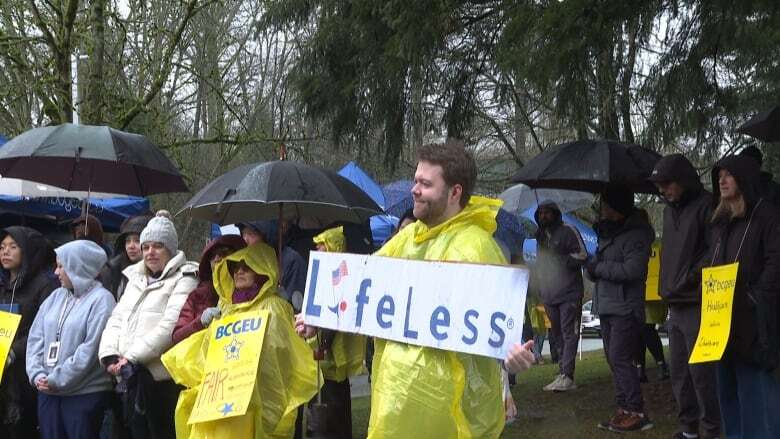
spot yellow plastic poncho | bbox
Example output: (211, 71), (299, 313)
(369, 196), (507, 439)
(311, 227), (366, 382)
(161, 243), (320, 439)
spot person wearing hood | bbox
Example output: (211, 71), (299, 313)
(171, 234), (246, 345)
(26, 240), (116, 439)
(532, 201), (587, 392)
(100, 215), (152, 301)
(738, 145), (780, 206)
(237, 220), (307, 311)
(70, 214), (112, 258)
(161, 243), (320, 438)
(303, 226), (365, 438)
(297, 141), (534, 438)
(98, 212), (198, 439)
(648, 153), (720, 439)
(0, 226), (59, 439)
(585, 185), (654, 433)
(708, 155), (780, 438)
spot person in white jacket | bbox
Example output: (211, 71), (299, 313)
(27, 240), (116, 439)
(98, 212), (197, 439)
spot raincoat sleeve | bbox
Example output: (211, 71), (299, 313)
(46, 293), (115, 393)
(161, 329), (208, 439)
(124, 274), (198, 365)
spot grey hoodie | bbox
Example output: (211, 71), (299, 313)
(26, 240), (116, 396)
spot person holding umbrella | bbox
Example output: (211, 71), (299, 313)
(0, 226), (59, 439)
(98, 212), (198, 439)
(585, 186), (655, 433)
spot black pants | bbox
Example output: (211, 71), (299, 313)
(636, 323), (666, 368)
(307, 378), (352, 439)
(668, 304), (721, 437)
(601, 314), (644, 412)
(545, 300), (581, 378)
(127, 379), (179, 439)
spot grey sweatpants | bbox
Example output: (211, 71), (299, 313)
(545, 300), (581, 378)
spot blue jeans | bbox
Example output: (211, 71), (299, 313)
(716, 358), (780, 438)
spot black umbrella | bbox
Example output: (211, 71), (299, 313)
(0, 123), (187, 196)
(179, 160), (383, 226)
(511, 139), (662, 194)
(737, 106), (780, 142)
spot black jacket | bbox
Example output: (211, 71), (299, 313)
(0, 226), (58, 422)
(100, 215), (151, 300)
(710, 155), (780, 369)
(654, 155), (714, 303)
(531, 201), (587, 305)
(588, 210), (655, 320)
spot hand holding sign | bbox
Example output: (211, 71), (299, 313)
(505, 340), (535, 374)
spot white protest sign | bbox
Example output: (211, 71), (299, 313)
(303, 251), (528, 360)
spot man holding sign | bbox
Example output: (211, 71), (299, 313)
(298, 141), (534, 438)
(708, 154), (780, 438)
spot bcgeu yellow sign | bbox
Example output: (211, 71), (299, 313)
(689, 263), (738, 364)
(188, 309), (269, 424)
(0, 311), (22, 383)
(645, 242), (661, 301)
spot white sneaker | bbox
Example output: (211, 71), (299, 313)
(543, 374), (563, 391)
(553, 375), (577, 392)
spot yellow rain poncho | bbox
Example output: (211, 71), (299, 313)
(161, 243), (320, 439)
(369, 196), (507, 438)
(311, 227), (366, 381)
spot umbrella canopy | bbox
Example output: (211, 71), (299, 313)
(500, 183), (593, 215)
(179, 161), (383, 226)
(511, 139), (661, 194)
(737, 106), (780, 142)
(0, 123), (187, 196)
(382, 179), (414, 218)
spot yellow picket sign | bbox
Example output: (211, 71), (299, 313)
(689, 263), (739, 364)
(0, 311), (22, 383)
(645, 242), (662, 301)
(188, 309), (269, 424)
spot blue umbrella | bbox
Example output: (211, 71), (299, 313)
(494, 208), (526, 257)
(382, 180), (414, 218)
(337, 162), (400, 247)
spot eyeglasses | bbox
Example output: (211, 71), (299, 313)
(227, 260), (253, 274)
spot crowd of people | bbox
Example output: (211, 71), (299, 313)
(0, 140), (777, 439)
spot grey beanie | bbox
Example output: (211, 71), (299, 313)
(140, 212), (178, 255)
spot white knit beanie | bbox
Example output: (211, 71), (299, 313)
(140, 211), (178, 255)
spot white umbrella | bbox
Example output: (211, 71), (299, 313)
(500, 183), (593, 214)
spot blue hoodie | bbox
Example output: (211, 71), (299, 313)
(26, 240), (116, 395)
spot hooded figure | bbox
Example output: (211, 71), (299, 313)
(371, 196), (507, 438)
(26, 240), (116, 438)
(531, 201), (587, 392)
(708, 155), (780, 438)
(238, 221), (307, 309)
(172, 234), (246, 344)
(161, 243), (320, 439)
(100, 215), (152, 300)
(308, 226), (365, 438)
(0, 226), (58, 437)
(648, 153), (720, 438)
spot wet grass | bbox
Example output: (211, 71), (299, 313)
(351, 348), (680, 438)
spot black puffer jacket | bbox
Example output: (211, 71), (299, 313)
(532, 201), (587, 305)
(100, 215), (151, 300)
(710, 155), (780, 369)
(0, 226), (58, 424)
(588, 210), (655, 320)
(653, 154), (714, 303)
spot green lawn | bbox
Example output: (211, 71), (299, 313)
(351, 349), (681, 438)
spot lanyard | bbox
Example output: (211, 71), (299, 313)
(56, 295), (77, 341)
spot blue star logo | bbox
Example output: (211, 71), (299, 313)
(219, 402), (234, 416)
(224, 337), (244, 361)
